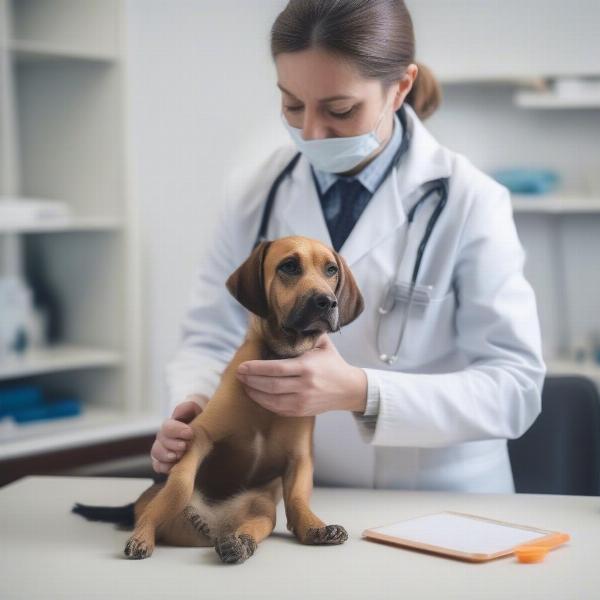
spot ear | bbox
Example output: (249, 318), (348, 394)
(333, 251), (365, 327)
(226, 241), (272, 318)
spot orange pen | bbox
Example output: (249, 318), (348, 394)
(514, 533), (571, 563)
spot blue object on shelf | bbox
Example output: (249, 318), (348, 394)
(10, 398), (81, 423)
(490, 169), (560, 195)
(0, 385), (43, 416)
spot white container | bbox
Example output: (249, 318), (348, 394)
(552, 77), (600, 99)
(0, 198), (71, 228)
(0, 276), (33, 360)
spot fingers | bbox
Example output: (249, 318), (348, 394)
(150, 411), (198, 474)
(151, 436), (183, 461)
(171, 400), (203, 423)
(247, 389), (301, 416)
(152, 456), (173, 474)
(238, 373), (302, 395)
(162, 418), (194, 441)
(157, 431), (188, 453)
(238, 358), (304, 377)
(150, 434), (188, 474)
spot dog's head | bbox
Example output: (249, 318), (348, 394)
(226, 236), (364, 355)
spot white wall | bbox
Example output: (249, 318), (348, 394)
(125, 0), (600, 414)
(125, 0), (288, 413)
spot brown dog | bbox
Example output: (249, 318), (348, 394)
(75, 235), (364, 564)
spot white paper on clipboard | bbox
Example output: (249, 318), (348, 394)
(362, 511), (560, 559)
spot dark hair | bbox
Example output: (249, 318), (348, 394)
(270, 0), (441, 120)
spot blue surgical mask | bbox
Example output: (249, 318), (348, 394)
(281, 101), (391, 174)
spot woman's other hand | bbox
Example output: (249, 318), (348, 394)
(151, 395), (207, 474)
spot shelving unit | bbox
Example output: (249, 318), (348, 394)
(0, 344), (122, 379)
(0, 216), (124, 233)
(0, 0), (157, 463)
(418, 0), (600, 388)
(512, 195), (600, 214)
(0, 405), (161, 461)
(514, 89), (600, 110)
(546, 358), (600, 385)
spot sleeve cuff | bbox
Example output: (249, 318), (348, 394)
(354, 368), (381, 419)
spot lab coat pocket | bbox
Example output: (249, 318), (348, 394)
(380, 287), (457, 366)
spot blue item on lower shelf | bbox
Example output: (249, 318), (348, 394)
(0, 385), (43, 416)
(11, 398), (81, 423)
(491, 168), (560, 195)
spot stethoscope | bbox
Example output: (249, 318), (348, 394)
(253, 104), (449, 365)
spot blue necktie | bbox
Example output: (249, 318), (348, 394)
(322, 178), (367, 252)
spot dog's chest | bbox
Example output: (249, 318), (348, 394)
(195, 429), (284, 500)
(246, 430), (266, 478)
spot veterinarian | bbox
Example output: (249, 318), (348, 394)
(153, 0), (546, 494)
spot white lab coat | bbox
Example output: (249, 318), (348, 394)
(165, 104), (546, 494)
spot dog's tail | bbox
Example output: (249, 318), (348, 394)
(71, 502), (135, 528)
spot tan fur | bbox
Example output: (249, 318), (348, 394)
(124, 236), (364, 563)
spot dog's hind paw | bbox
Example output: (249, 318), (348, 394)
(124, 534), (154, 559)
(304, 524), (348, 545)
(214, 533), (257, 564)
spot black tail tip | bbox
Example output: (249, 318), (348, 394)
(71, 501), (135, 528)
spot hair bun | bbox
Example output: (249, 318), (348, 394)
(405, 62), (442, 120)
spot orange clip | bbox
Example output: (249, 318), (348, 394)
(514, 533), (571, 563)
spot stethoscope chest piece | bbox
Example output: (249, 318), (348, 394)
(379, 353), (398, 365)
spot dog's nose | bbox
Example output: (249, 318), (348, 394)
(310, 293), (337, 314)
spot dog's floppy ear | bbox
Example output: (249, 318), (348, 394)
(333, 250), (364, 327)
(226, 241), (272, 318)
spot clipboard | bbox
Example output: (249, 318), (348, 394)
(362, 511), (570, 562)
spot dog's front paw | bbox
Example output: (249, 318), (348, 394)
(124, 533), (154, 559)
(214, 533), (257, 564)
(304, 524), (348, 545)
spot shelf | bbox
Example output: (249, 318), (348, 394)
(0, 406), (163, 460)
(514, 90), (600, 109)
(10, 40), (117, 63)
(546, 358), (600, 383)
(0, 216), (124, 234)
(512, 195), (600, 214)
(439, 75), (547, 87)
(0, 0), (142, 468)
(0, 345), (122, 381)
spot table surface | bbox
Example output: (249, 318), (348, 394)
(0, 476), (598, 600)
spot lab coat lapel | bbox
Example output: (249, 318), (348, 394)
(393, 104), (454, 217)
(277, 154), (404, 266)
(341, 105), (454, 265)
(338, 168), (406, 266)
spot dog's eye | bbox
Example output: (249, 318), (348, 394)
(326, 265), (338, 277)
(279, 260), (300, 275)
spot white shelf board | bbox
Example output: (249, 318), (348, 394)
(546, 358), (600, 382)
(0, 216), (124, 234)
(514, 90), (600, 109)
(0, 406), (163, 461)
(512, 195), (600, 214)
(10, 39), (118, 63)
(0, 345), (122, 381)
(438, 75), (546, 87)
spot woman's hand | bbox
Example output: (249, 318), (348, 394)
(235, 334), (367, 417)
(151, 396), (206, 474)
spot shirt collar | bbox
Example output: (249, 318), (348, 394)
(312, 112), (403, 195)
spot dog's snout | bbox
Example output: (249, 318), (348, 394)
(310, 293), (337, 313)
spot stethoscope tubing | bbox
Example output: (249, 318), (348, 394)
(252, 105), (449, 364)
